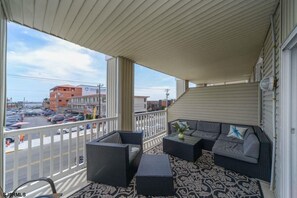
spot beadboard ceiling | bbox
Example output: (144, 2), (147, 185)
(2, 0), (278, 84)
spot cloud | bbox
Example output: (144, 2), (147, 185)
(7, 23), (177, 101)
(7, 36), (106, 86)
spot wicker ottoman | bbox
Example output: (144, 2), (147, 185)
(136, 154), (174, 196)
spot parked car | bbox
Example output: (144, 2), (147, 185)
(5, 137), (14, 144)
(51, 114), (65, 124)
(44, 110), (55, 116)
(74, 114), (85, 121)
(56, 125), (84, 134)
(47, 114), (56, 122)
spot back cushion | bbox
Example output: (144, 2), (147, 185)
(180, 119), (197, 130)
(197, 121), (220, 133)
(243, 133), (260, 159)
(221, 123), (254, 137)
(100, 132), (122, 144)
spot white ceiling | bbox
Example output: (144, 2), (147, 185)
(3, 0), (278, 84)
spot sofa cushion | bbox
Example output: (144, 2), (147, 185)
(221, 123), (254, 137)
(197, 121), (220, 133)
(128, 144), (141, 164)
(191, 130), (219, 141)
(100, 132), (122, 144)
(227, 125), (247, 140)
(243, 134), (260, 159)
(184, 130), (195, 136)
(218, 134), (244, 144)
(212, 140), (258, 164)
(180, 119), (197, 130)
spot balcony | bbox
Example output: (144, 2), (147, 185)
(3, 111), (167, 196)
(1, 0), (296, 197)
(2, 110), (274, 197)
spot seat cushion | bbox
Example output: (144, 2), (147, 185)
(197, 121), (220, 133)
(128, 144), (141, 164)
(218, 134), (244, 144)
(243, 134), (260, 159)
(191, 130), (219, 141)
(212, 140), (258, 164)
(184, 130), (195, 136)
(100, 132), (122, 144)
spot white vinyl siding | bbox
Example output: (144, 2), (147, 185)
(261, 4), (281, 197)
(168, 83), (259, 126)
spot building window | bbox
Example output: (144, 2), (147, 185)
(144, 98), (147, 102)
(59, 100), (62, 102)
(71, 94), (74, 97)
(144, 104), (146, 109)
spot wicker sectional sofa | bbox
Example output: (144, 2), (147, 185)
(168, 119), (271, 182)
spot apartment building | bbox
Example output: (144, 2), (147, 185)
(49, 85), (82, 112)
(69, 94), (148, 116)
(77, 85), (107, 96)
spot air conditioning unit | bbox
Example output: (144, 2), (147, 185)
(260, 76), (275, 91)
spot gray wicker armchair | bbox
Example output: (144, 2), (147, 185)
(86, 130), (143, 187)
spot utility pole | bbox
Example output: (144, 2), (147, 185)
(98, 84), (104, 118)
(165, 89), (170, 108)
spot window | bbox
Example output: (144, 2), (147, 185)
(144, 104), (146, 108)
(59, 100), (62, 102)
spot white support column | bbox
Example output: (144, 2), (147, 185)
(176, 79), (189, 98)
(117, 57), (134, 131)
(0, 4), (7, 190)
(106, 56), (118, 118)
(106, 56), (134, 131)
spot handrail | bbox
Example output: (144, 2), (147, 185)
(135, 110), (166, 116)
(4, 117), (117, 137)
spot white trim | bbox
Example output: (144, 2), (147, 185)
(0, 6), (7, 190)
(280, 25), (297, 198)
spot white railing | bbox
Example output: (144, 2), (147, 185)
(134, 110), (167, 150)
(3, 117), (118, 192)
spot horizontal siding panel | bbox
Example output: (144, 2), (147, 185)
(168, 83), (259, 126)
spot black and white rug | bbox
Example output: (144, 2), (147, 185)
(69, 144), (263, 198)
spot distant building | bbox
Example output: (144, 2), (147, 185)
(147, 101), (162, 111)
(49, 85), (82, 112)
(78, 85), (106, 96)
(68, 94), (149, 116)
(42, 98), (50, 109)
(147, 99), (175, 111)
(68, 94), (107, 117)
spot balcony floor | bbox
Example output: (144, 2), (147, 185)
(64, 144), (272, 198)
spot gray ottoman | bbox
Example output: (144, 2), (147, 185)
(136, 154), (174, 196)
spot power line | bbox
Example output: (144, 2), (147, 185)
(8, 74), (102, 85)
(8, 74), (174, 90)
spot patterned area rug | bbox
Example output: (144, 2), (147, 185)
(69, 144), (263, 198)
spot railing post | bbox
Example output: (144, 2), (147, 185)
(164, 109), (168, 133)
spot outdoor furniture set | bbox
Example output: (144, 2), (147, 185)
(86, 119), (271, 196)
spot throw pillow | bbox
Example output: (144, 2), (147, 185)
(227, 125), (248, 140)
